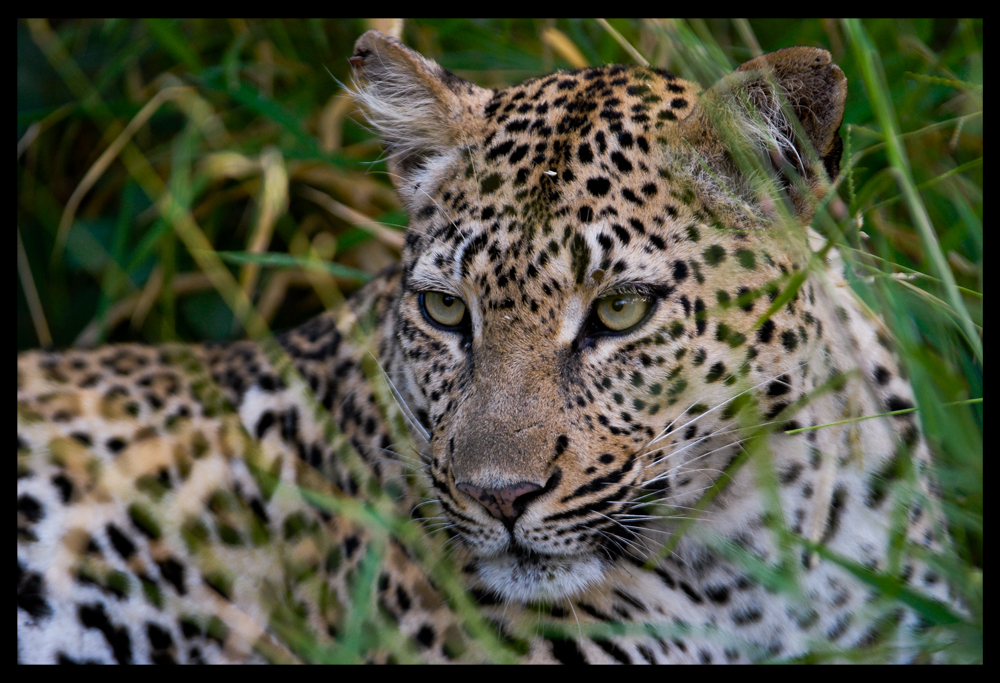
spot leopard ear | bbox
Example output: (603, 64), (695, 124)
(688, 47), (847, 219)
(729, 47), (847, 181)
(350, 30), (491, 200)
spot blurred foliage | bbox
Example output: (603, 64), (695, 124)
(17, 19), (981, 662)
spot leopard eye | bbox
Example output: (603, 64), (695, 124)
(595, 293), (651, 332)
(421, 291), (468, 328)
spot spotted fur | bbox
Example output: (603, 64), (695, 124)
(17, 31), (955, 663)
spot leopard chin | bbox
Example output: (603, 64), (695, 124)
(474, 552), (607, 603)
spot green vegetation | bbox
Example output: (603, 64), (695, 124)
(17, 19), (981, 663)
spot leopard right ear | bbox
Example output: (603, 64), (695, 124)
(350, 30), (491, 201)
(728, 47), (847, 182)
(684, 47), (847, 224)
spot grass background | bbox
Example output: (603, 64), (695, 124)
(17, 19), (982, 662)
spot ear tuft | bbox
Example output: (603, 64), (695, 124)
(350, 31), (490, 184)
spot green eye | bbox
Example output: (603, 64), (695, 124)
(421, 291), (468, 328)
(595, 293), (651, 332)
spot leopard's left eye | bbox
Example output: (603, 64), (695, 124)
(595, 293), (651, 332)
(420, 291), (468, 328)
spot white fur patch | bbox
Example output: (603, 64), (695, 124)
(476, 553), (607, 602)
(557, 294), (585, 345)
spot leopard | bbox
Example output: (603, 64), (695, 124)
(17, 30), (959, 663)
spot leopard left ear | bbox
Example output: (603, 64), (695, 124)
(350, 30), (492, 204)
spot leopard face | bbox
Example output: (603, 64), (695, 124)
(353, 32), (847, 602)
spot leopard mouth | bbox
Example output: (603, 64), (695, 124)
(473, 549), (608, 603)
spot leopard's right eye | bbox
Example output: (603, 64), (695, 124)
(420, 292), (468, 329)
(594, 293), (651, 332)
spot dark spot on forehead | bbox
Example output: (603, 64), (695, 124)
(480, 173), (502, 195)
(570, 234), (591, 285)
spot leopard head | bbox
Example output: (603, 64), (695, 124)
(351, 30), (846, 603)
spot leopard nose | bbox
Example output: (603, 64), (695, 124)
(457, 481), (544, 528)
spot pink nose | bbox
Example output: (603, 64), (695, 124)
(457, 481), (544, 527)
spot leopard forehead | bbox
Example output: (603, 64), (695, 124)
(395, 63), (796, 361)
(400, 67), (704, 320)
